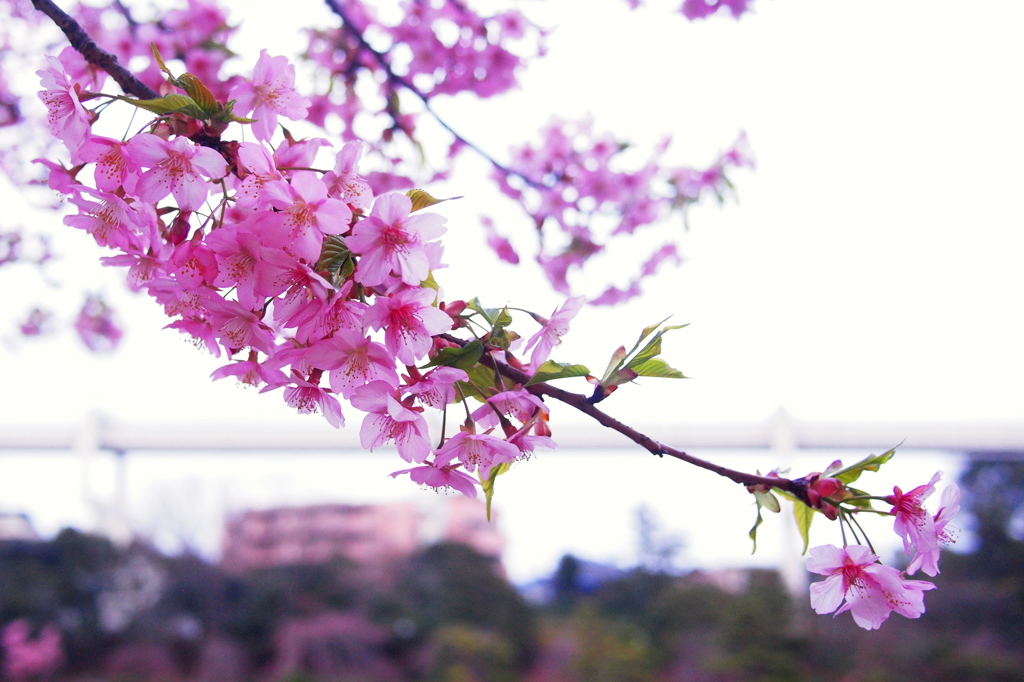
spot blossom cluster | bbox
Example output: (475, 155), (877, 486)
(494, 118), (753, 303)
(40, 47), (568, 499)
(1, 0), (755, 337)
(777, 460), (961, 630)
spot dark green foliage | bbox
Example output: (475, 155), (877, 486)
(394, 542), (537, 668)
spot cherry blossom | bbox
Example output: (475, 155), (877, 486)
(350, 381), (432, 463)
(36, 54), (91, 158)
(906, 482), (961, 577)
(362, 287), (453, 365)
(73, 295), (122, 352)
(523, 295), (585, 367)
(229, 49), (311, 142)
(806, 544), (935, 631)
(346, 193), (447, 287)
(300, 329), (400, 398)
(435, 427), (520, 479)
(886, 471), (943, 574)
(127, 134), (228, 211)
(390, 459), (479, 498)
(263, 370), (345, 428)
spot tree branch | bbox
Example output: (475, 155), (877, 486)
(321, 0), (545, 189)
(439, 333), (811, 504)
(31, 0), (159, 100)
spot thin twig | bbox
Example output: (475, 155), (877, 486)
(31, 0), (158, 100)
(322, 0), (544, 189)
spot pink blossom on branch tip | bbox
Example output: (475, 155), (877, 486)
(523, 295), (585, 367)
(806, 544), (935, 631)
(391, 460), (479, 498)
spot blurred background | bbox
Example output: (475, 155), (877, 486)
(2, 0), (1024, 679)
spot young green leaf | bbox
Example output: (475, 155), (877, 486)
(525, 360), (591, 386)
(115, 93), (208, 119)
(749, 503), (765, 553)
(423, 340), (485, 371)
(832, 447), (898, 485)
(628, 357), (686, 379)
(482, 462), (513, 521)
(406, 188), (462, 212)
(793, 501), (814, 554)
(625, 323), (688, 371)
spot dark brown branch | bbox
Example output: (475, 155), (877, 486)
(440, 334), (811, 504)
(31, 0), (159, 100)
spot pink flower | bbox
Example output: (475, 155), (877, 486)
(78, 135), (139, 193)
(471, 388), (548, 430)
(198, 291), (276, 354)
(233, 141), (283, 208)
(74, 295), (122, 352)
(907, 483), (961, 577)
(886, 471), (943, 574)
(37, 55), (91, 157)
(346, 193), (447, 287)
(261, 171), (352, 242)
(350, 381), (431, 463)
(128, 134), (227, 210)
(362, 288), (453, 365)
(404, 366), (468, 408)
(480, 215), (519, 264)
(230, 50), (311, 142)
(681, 0), (753, 21)
(523, 295), (585, 367)
(806, 544), (935, 631)
(300, 329), (399, 398)
(288, 282), (367, 344)
(435, 428), (519, 479)
(211, 356), (282, 389)
(262, 370), (345, 428)
(323, 141), (373, 211)
(64, 188), (153, 252)
(391, 459), (479, 498)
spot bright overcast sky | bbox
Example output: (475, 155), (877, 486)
(0, 0), (1019, 581)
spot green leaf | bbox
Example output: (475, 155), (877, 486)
(424, 340), (484, 371)
(151, 43), (173, 76)
(749, 503), (765, 553)
(793, 501), (814, 554)
(465, 298), (497, 326)
(406, 189), (462, 212)
(628, 357), (686, 379)
(754, 489), (781, 514)
(625, 323), (688, 370)
(482, 462), (512, 521)
(456, 363), (502, 402)
(623, 317), (672, 360)
(483, 328), (519, 351)
(832, 447), (898, 485)
(420, 271), (440, 293)
(494, 307), (513, 329)
(525, 360), (591, 386)
(173, 73), (220, 118)
(115, 93), (207, 119)
(316, 235), (352, 270)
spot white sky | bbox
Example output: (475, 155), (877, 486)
(0, 0), (1019, 582)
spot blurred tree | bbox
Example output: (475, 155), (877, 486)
(395, 543), (537, 670)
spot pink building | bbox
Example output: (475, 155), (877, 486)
(220, 497), (505, 573)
